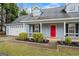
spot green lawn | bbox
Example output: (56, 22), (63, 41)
(0, 42), (79, 56)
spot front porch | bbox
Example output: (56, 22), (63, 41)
(27, 21), (79, 41)
(19, 17), (79, 41)
(28, 23), (64, 39)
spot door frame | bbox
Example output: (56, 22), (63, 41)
(50, 24), (57, 37)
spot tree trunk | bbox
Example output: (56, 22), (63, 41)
(0, 3), (4, 31)
(6, 10), (7, 23)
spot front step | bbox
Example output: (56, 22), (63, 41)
(49, 37), (59, 41)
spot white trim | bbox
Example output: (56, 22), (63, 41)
(20, 17), (79, 23)
(68, 23), (76, 37)
(64, 22), (66, 37)
(34, 24), (40, 32)
(40, 22), (42, 33)
(5, 17), (79, 26)
(39, 21), (64, 24)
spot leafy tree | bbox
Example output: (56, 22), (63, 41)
(3, 3), (19, 23)
(20, 9), (28, 16)
(0, 4), (4, 31)
(0, 3), (19, 31)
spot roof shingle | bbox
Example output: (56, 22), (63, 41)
(11, 7), (79, 24)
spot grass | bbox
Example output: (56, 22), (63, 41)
(0, 42), (79, 56)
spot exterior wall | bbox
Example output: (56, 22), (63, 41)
(42, 23), (64, 38)
(56, 23), (64, 38)
(42, 24), (50, 37)
(29, 24), (33, 33)
(29, 24), (33, 37)
(6, 24), (29, 36)
(25, 24), (29, 33)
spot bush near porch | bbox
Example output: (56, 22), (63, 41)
(16, 32), (44, 43)
(17, 32), (28, 41)
(33, 32), (44, 43)
(65, 37), (72, 44)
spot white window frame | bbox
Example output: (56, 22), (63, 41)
(33, 24), (40, 32)
(68, 23), (76, 36)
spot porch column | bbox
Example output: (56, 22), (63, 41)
(64, 22), (66, 38)
(40, 23), (42, 33)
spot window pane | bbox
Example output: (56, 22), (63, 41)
(33, 24), (40, 32)
(68, 34), (75, 36)
(69, 29), (74, 33)
(68, 23), (75, 36)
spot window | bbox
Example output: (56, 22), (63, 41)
(33, 24), (40, 32)
(68, 24), (75, 36)
(32, 10), (41, 16)
(31, 6), (42, 17)
(66, 3), (76, 12)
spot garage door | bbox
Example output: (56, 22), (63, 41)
(6, 24), (29, 36)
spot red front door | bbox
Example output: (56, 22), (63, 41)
(50, 25), (56, 37)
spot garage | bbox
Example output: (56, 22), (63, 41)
(6, 24), (29, 36)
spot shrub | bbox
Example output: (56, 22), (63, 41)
(33, 32), (44, 43)
(17, 32), (28, 41)
(65, 37), (72, 44)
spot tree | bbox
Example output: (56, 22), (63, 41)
(3, 3), (19, 23)
(20, 9), (28, 16)
(0, 4), (4, 31)
(0, 3), (19, 32)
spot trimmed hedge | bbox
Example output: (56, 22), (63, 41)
(33, 32), (44, 43)
(65, 37), (72, 44)
(17, 32), (28, 41)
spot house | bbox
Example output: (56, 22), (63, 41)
(5, 3), (79, 40)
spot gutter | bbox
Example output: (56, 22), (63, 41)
(20, 17), (79, 23)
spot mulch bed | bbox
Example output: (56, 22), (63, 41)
(15, 38), (79, 47)
(57, 41), (79, 47)
(9, 38), (79, 49)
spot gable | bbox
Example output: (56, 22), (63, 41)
(31, 5), (42, 17)
(65, 3), (79, 12)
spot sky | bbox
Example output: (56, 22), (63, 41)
(17, 3), (65, 13)
(17, 3), (65, 9)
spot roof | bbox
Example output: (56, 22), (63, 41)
(8, 7), (79, 25)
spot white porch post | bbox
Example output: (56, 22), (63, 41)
(40, 22), (42, 33)
(64, 22), (66, 39)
